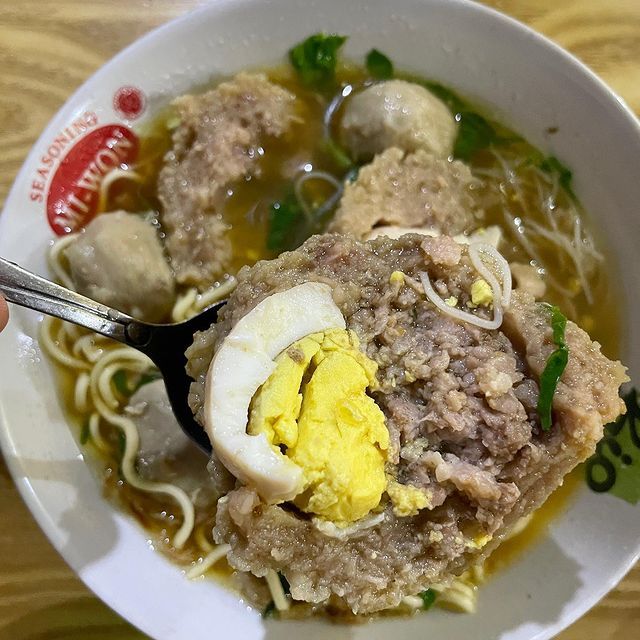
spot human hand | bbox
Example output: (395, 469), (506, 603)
(0, 295), (8, 332)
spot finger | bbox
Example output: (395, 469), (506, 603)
(0, 295), (9, 332)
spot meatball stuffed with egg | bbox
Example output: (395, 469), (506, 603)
(185, 233), (627, 614)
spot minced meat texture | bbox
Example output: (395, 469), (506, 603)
(157, 73), (297, 288)
(185, 233), (627, 614)
(328, 147), (482, 239)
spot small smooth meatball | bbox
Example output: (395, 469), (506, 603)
(65, 211), (176, 322)
(340, 80), (457, 161)
(126, 380), (229, 503)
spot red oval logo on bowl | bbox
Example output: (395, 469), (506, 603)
(113, 86), (146, 120)
(46, 124), (139, 235)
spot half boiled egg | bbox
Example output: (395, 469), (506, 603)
(203, 282), (346, 503)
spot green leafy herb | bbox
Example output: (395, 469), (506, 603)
(116, 431), (127, 479)
(262, 601), (277, 618)
(133, 370), (162, 393)
(538, 155), (576, 200)
(323, 137), (354, 172)
(419, 588), (437, 610)
(118, 431), (126, 456)
(266, 191), (306, 253)
(278, 572), (291, 595)
(549, 304), (568, 346)
(420, 80), (500, 160)
(366, 48), (393, 79)
(112, 369), (130, 396)
(267, 174), (344, 253)
(537, 304), (569, 431)
(289, 33), (347, 87)
(421, 81), (466, 114)
(79, 418), (90, 445)
(454, 111), (498, 161)
(112, 368), (161, 398)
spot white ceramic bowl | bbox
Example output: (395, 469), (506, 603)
(1, 1), (639, 639)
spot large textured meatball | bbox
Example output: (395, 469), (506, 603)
(186, 234), (627, 614)
(158, 73), (297, 288)
(329, 147), (481, 238)
(340, 80), (457, 161)
(65, 210), (176, 322)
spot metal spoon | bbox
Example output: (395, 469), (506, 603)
(0, 256), (219, 453)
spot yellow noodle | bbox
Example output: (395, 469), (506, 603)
(47, 234), (77, 290)
(185, 544), (231, 580)
(39, 317), (90, 370)
(88, 411), (111, 453)
(91, 390), (195, 548)
(72, 333), (107, 363)
(171, 288), (198, 322)
(89, 348), (153, 411)
(195, 276), (237, 309)
(171, 277), (237, 322)
(74, 372), (91, 414)
(265, 569), (290, 611)
(194, 522), (215, 554)
(434, 578), (478, 613)
(97, 169), (144, 213)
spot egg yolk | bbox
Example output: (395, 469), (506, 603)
(386, 479), (432, 517)
(248, 329), (389, 525)
(471, 278), (493, 306)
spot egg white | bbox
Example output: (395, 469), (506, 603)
(203, 282), (346, 503)
(365, 224), (502, 247)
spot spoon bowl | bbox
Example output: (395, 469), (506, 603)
(0, 255), (219, 452)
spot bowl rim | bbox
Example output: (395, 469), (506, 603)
(1, 0), (640, 638)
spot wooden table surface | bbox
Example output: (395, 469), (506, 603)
(0, 1), (639, 638)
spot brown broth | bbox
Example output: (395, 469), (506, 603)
(485, 467), (583, 576)
(104, 65), (621, 357)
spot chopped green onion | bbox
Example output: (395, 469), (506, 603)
(278, 572), (291, 595)
(419, 588), (437, 610)
(454, 111), (498, 161)
(133, 370), (162, 393)
(266, 191), (306, 253)
(262, 601), (277, 618)
(366, 48), (393, 79)
(548, 304), (568, 347)
(79, 418), (90, 445)
(289, 33), (347, 87)
(112, 369), (130, 396)
(421, 81), (466, 114)
(118, 431), (126, 456)
(420, 81), (500, 160)
(537, 304), (569, 431)
(323, 138), (354, 172)
(112, 368), (161, 398)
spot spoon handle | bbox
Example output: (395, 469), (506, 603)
(0, 256), (140, 344)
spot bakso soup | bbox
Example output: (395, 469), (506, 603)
(41, 35), (628, 620)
